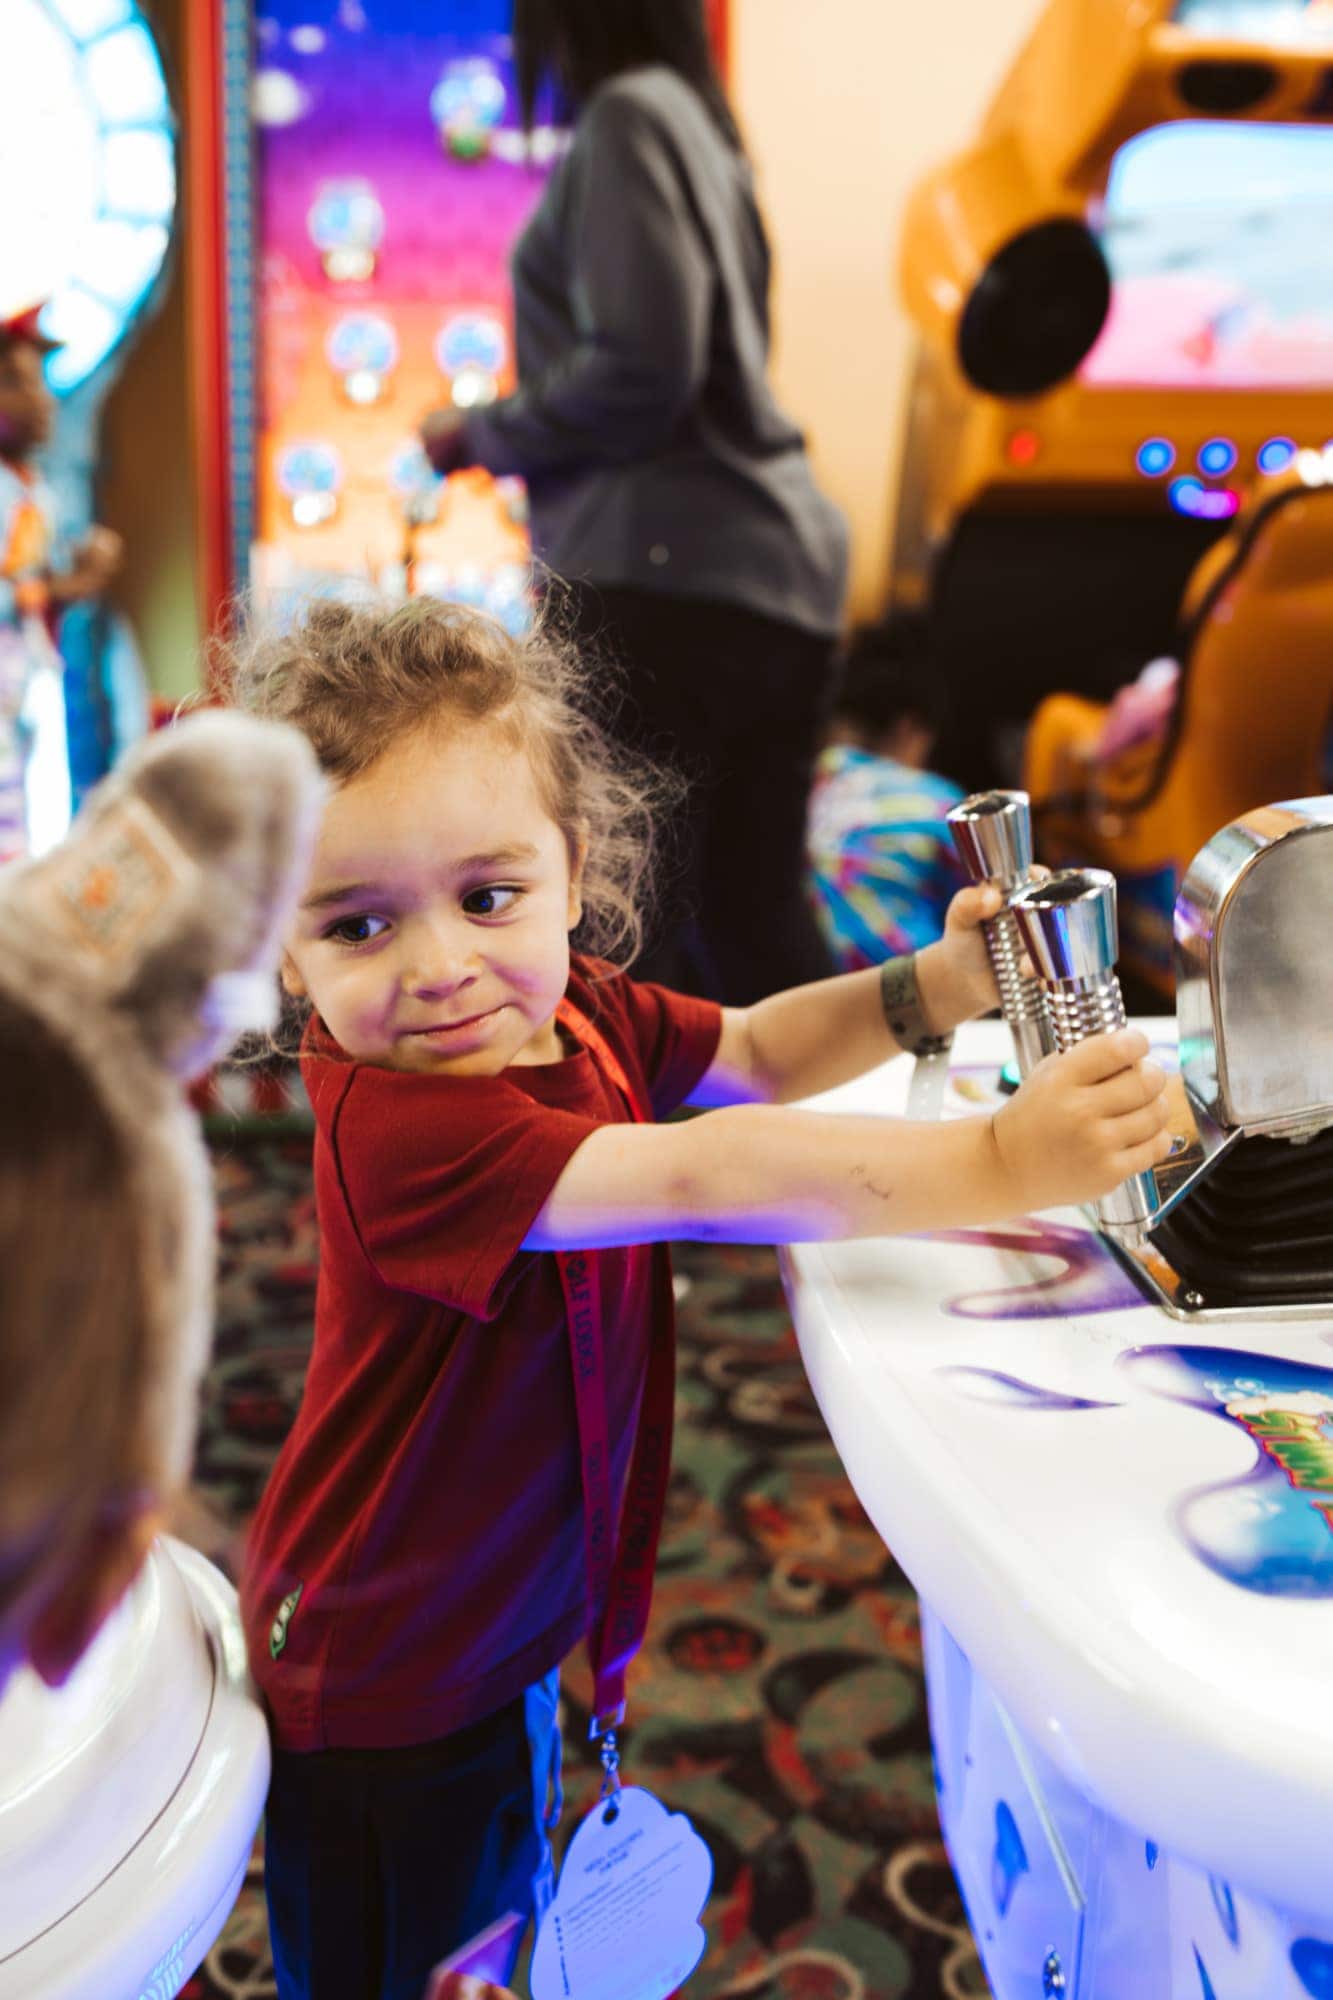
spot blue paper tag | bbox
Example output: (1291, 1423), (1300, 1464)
(530, 1785), (713, 2000)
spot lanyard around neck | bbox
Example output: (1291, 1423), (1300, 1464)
(554, 997), (673, 1749)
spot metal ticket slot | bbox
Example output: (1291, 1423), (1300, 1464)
(1055, 800), (1333, 1319)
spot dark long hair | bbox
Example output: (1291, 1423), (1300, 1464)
(512, 0), (743, 151)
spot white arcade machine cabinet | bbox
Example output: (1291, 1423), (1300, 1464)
(782, 803), (1333, 2000)
(0, 1537), (269, 2000)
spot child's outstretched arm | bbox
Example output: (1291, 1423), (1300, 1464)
(525, 1028), (1172, 1251)
(690, 885), (1004, 1108)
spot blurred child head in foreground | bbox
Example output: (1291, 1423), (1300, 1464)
(0, 713), (320, 1692)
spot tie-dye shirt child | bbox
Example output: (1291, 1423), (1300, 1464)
(806, 744), (965, 969)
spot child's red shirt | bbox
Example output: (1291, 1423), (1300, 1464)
(240, 958), (721, 1752)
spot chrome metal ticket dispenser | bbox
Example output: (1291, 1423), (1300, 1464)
(1072, 799), (1333, 1320)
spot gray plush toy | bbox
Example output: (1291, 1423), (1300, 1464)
(0, 711), (322, 1689)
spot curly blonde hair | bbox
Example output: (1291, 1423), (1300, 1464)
(216, 594), (673, 971)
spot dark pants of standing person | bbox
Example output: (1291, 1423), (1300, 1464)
(569, 586), (837, 1005)
(264, 1693), (549, 2000)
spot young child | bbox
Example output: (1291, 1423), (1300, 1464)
(227, 596), (1171, 2000)
(0, 304), (123, 862)
(806, 613), (966, 970)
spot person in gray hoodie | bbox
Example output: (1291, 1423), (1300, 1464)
(423, 0), (849, 1004)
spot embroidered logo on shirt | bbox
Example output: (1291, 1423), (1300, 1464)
(269, 1583), (304, 1660)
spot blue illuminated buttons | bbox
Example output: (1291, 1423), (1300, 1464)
(1169, 477), (1241, 521)
(1198, 437), (1239, 477)
(1136, 437), (1175, 477)
(1257, 436), (1297, 475)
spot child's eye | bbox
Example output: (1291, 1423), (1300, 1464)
(463, 885), (521, 918)
(324, 913), (390, 946)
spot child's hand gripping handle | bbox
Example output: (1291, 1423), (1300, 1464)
(1008, 868), (1159, 1234)
(947, 789), (1057, 1080)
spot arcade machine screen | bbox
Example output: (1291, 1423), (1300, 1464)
(251, 0), (559, 631)
(1172, 0), (1333, 39)
(1082, 121), (1333, 395)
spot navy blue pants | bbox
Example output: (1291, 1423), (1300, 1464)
(264, 1683), (558, 2000)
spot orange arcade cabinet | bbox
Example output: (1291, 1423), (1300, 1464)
(894, 0), (1333, 789)
(188, 0), (729, 635)
(1024, 451), (1333, 993)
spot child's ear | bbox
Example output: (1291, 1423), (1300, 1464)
(280, 949), (310, 1001)
(567, 834), (589, 932)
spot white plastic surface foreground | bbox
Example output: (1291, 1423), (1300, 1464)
(782, 1021), (1333, 1923)
(0, 1537), (269, 1999)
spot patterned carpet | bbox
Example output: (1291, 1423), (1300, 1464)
(181, 1130), (989, 2000)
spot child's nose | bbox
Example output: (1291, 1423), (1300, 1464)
(402, 919), (476, 996)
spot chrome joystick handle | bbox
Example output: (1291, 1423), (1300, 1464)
(1008, 868), (1157, 1235)
(947, 790), (1057, 1079)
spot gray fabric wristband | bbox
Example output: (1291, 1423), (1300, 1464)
(879, 953), (954, 1058)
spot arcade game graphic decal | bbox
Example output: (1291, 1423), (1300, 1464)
(250, 1), (549, 629)
(1117, 1345), (1333, 1599)
(942, 1334), (1333, 1598)
(922, 1065), (1333, 1598)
